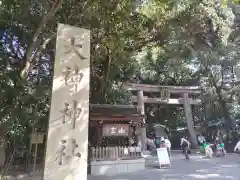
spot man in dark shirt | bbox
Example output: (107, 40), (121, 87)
(180, 136), (191, 160)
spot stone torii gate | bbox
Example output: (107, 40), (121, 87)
(123, 83), (202, 149)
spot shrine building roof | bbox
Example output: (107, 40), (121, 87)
(90, 104), (145, 121)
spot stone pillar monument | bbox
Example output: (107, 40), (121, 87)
(43, 24), (90, 180)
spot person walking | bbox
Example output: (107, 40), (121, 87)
(215, 134), (226, 155)
(180, 136), (191, 160)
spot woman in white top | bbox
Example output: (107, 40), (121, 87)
(164, 136), (171, 157)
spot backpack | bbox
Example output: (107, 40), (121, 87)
(155, 138), (160, 145)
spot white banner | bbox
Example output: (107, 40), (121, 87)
(157, 148), (171, 168)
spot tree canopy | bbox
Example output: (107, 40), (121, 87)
(0, 0), (240, 144)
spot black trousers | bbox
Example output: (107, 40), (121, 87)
(183, 147), (190, 159)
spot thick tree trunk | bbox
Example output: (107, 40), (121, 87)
(183, 93), (198, 149)
(21, 0), (64, 78)
(219, 100), (233, 131)
(0, 125), (6, 169)
(137, 90), (147, 151)
(0, 146), (5, 168)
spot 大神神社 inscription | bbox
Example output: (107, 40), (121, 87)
(71, 100), (82, 129)
(71, 138), (79, 156)
(60, 102), (70, 124)
(59, 101), (82, 128)
(55, 139), (67, 165)
(62, 65), (84, 93)
(44, 24), (90, 180)
(64, 36), (87, 60)
(55, 138), (81, 166)
(62, 65), (84, 85)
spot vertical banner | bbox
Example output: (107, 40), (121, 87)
(44, 24), (90, 180)
(156, 148), (171, 168)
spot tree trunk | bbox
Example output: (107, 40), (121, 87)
(219, 100), (233, 131)
(21, 0), (64, 78)
(0, 124), (6, 169)
(183, 93), (198, 149)
(137, 90), (147, 151)
(0, 146), (5, 169)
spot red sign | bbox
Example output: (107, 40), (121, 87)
(102, 124), (129, 136)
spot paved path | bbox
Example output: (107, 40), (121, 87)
(88, 153), (240, 180)
(7, 153), (240, 179)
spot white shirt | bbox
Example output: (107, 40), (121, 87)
(234, 140), (240, 152)
(164, 139), (171, 149)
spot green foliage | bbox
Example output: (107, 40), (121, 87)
(137, 0), (240, 129)
(230, 102), (240, 118)
(0, 0), (240, 145)
(0, 0), (159, 142)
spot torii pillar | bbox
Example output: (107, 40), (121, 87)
(183, 93), (198, 148)
(137, 90), (147, 151)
